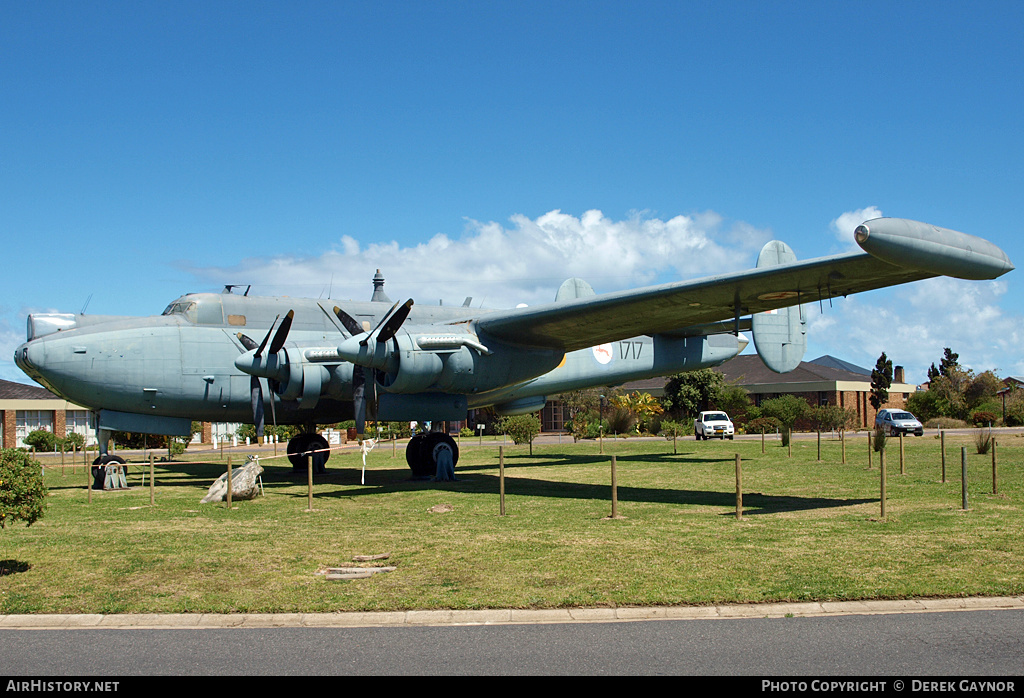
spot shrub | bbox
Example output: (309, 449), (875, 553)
(659, 420), (693, 439)
(0, 449), (47, 529)
(974, 428), (992, 454)
(1005, 406), (1024, 428)
(500, 414), (541, 445)
(924, 417), (969, 430)
(745, 417), (782, 435)
(606, 407), (637, 435)
(971, 411), (998, 427)
(23, 430), (57, 453)
(60, 432), (85, 451)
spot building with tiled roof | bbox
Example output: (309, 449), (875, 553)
(712, 354), (917, 427)
(573, 353), (917, 431)
(0, 378), (95, 449)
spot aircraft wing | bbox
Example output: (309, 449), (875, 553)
(474, 251), (930, 352)
(474, 218), (1015, 352)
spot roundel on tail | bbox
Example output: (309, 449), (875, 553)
(752, 241), (806, 373)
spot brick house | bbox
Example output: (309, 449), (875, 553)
(0, 378), (95, 449)
(712, 354), (917, 428)
(539, 354), (918, 432)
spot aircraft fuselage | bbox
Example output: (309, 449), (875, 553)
(15, 290), (744, 428)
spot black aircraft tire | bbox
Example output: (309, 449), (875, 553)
(91, 455), (125, 489)
(287, 434), (313, 471)
(308, 434), (329, 474)
(406, 433), (459, 478)
(287, 433), (331, 473)
(406, 434), (430, 476)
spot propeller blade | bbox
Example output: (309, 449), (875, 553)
(254, 315), (280, 358)
(333, 306), (362, 336)
(375, 299), (414, 344)
(250, 376), (265, 438)
(237, 332), (258, 352)
(353, 365), (367, 434)
(269, 310), (294, 355)
(360, 301), (399, 346)
(368, 370), (379, 424)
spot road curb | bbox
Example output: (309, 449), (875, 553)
(1, 596), (1022, 629)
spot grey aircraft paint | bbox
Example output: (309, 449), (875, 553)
(14, 217), (1014, 472)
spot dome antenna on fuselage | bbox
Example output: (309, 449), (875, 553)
(371, 269), (391, 303)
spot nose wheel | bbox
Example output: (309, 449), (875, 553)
(91, 454), (127, 490)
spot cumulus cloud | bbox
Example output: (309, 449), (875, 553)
(0, 316), (31, 384)
(830, 206), (884, 249)
(183, 209), (774, 308)
(805, 276), (1024, 382)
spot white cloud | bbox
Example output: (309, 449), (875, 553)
(830, 206), (884, 249)
(806, 276), (1023, 382)
(184, 209), (774, 308)
(0, 316), (32, 384)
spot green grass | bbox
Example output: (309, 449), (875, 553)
(2, 433), (1023, 614)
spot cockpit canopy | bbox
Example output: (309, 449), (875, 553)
(162, 295), (224, 325)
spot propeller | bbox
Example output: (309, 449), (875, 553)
(236, 332), (267, 438)
(237, 311), (294, 438)
(335, 299), (414, 372)
(368, 299), (413, 346)
(334, 306), (380, 434)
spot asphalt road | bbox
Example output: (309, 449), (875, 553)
(3, 608), (1023, 677)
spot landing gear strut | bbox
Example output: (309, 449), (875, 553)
(287, 433), (329, 474)
(405, 432), (459, 479)
(90, 427), (127, 489)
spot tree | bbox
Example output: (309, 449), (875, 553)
(939, 348), (960, 378)
(914, 347), (978, 421)
(558, 389), (602, 423)
(661, 369), (725, 418)
(757, 394), (809, 446)
(809, 404), (857, 433)
(0, 449), (47, 530)
(499, 414), (541, 445)
(869, 352), (893, 411)
(610, 391), (664, 433)
(965, 370), (1003, 412)
(717, 383), (753, 424)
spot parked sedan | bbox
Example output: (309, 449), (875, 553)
(875, 409), (924, 436)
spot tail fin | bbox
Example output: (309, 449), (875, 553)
(555, 277), (596, 302)
(751, 241), (806, 373)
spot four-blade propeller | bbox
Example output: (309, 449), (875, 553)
(236, 311), (293, 438)
(235, 300), (415, 438)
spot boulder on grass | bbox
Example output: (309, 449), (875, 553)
(201, 458), (264, 504)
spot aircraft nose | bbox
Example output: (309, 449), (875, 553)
(14, 342), (34, 371)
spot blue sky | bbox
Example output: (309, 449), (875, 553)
(2, 0), (1022, 385)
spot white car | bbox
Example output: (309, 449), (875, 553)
(875, 409), (924, 436)
(694, 411), (735, 440)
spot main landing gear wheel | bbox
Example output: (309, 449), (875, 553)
(287, 433), (330, 474)
(405, 433), (459, 478)
(91, 454), (126, 490)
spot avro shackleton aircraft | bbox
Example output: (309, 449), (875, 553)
(14, 218), (1014, 477)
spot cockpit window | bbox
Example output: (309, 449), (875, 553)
(162, 301), (197, 323)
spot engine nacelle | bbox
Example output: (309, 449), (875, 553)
(373, 329), (564, 395)
(493, 396), (548, 416)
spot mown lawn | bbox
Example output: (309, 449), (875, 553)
(2, 431), (1022, 614)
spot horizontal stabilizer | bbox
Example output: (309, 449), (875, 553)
(751, 241), (806, 373)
